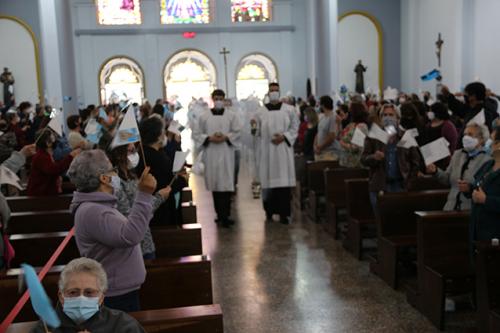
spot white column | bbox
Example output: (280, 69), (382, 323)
(328, 0), (338, 94)
(38, 0), (63, 109)
(305, 0), (317, 95)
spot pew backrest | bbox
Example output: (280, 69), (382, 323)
(6, 195), (73, 213)
(345, 178), (373, 221)
(376, 190), (449, 238)
(324, 168), (368, 208)
(306, 160), (339, 194)
(6, 210), (73, 234)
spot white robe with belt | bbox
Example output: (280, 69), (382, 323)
(193, 109), (242, 192)
(255, 103), (299, 189)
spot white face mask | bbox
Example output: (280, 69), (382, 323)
(269, 91), (280, 102)
(127, 152), (140, 169)
(214, 100), (225, 110)
(427, 112), (435, 121)
(462, 135), (479, 152)
(162, 135), (168, 147)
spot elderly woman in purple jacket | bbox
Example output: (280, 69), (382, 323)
(68, 150), (157, 312)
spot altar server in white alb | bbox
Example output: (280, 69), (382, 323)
(253, 82), (299, 224)
(193, 89), (242, 228)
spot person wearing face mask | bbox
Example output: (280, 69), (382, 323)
(31, 258), (146, 332)
(314, 96), (341, 161)
(422, 102), (458, 170)
(193, 89), (242, 228)
(27, 128), (81, 196)
(252, 82), (299, 225)
(361, 104), (422, 209)
(68, 150), (157, 312)
(100, 140), (172, 259)
(463, 130), (500, 251)
(426, 123), (491, 211)
(5, 109), (28, 149)
(136, 115), (188, 226)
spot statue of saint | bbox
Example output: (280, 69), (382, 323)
(0, 67), (15, 107)
(354, 60), (367, 94)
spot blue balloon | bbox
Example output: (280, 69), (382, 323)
(21, 264), (61, 328)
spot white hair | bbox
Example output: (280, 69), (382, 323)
(59, 257), (108, 293)
(67, 150), (112, 192)
(466, 122), (490, 143)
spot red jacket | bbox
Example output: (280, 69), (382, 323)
(27, 150), (73, 196)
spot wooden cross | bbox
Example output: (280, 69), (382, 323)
(219, 47), (230, 94)
(435, 33), (444, 68)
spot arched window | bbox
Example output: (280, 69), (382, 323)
(164, 50), (216, 108)
(96, 0), (142, 25)
(160, 0), (211, 24)
(99, 57), (145, 105)
(231, 0), (271, 22)
(236, 53), (277, 100)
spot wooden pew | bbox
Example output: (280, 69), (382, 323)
(181, 201), (197, 224)
(9, 232), (79, 268)
(323, 168), (369, 238)
(6, 210), (73, 234)
(151, 224), (203, 258)
(414, 211), (472, 331)
(0, 255), (213, 322)
(6, 305), (224, 333)
(476, 242), (500, 333)
(306, 160), (339, 222)
(343, 178), (376, 259)
(181, 187), (193, 203)
(372, 190), (449, 289)
(8, 223), (203, 267)
(6, 195), (73, 213)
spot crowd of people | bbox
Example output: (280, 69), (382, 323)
(1, 80), (500, 329)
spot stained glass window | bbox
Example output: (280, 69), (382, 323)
(160, 0), (211, 24)
(97, 0), (142, 25)
(231, 0), (270, 23)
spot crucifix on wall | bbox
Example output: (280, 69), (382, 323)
(435, 33), (444, 68)
(219, 47), (230, 94)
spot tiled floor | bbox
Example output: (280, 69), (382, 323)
(189, 167), (462, 333)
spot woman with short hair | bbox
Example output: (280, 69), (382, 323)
(30, 257), (146, 332)
(68, 150), (157, 312)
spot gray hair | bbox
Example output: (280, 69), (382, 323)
(466, 122), (490, 143)
(67, 150), (112, 192)
(58, 257), (108, 293)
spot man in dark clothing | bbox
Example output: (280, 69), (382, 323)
(441, 82), (498, 136)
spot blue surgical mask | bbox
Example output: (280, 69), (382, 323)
(485, 138), (493, 155)
(63, 296), (100, 324)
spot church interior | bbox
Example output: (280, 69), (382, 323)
(1, 0), (500, 332)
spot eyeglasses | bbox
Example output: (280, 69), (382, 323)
(63, 288), (101, 298)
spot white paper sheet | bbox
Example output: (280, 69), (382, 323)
(173, 150), (190, 172)
(467, 109), (485, 126)
(367, 123), (389, 144)
(397, 130), (419, 149)
(419, 137), (451, 166)
(351, 127), (367, 147)
(168, 120), (184, 135)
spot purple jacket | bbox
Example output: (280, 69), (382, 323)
(70, 191), (153, 297)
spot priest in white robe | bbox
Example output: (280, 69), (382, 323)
(253, 83), (299, 224)
(193, 89), (242, 228)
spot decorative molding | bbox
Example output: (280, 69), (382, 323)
(0, 15), (43, 104)
(75, 25), (295, 36)
(338, 10), (384, 91)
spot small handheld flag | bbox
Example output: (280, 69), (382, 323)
(110, 106), (141, 149)
(21, 264), (61, 328)
(47, 110), (63, 137)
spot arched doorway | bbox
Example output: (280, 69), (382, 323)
(235, 53), (277, 100)
(99, 56), (145, 105)
(163, 49), (217, 108)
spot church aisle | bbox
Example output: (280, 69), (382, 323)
(189, 168), (440, 333)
